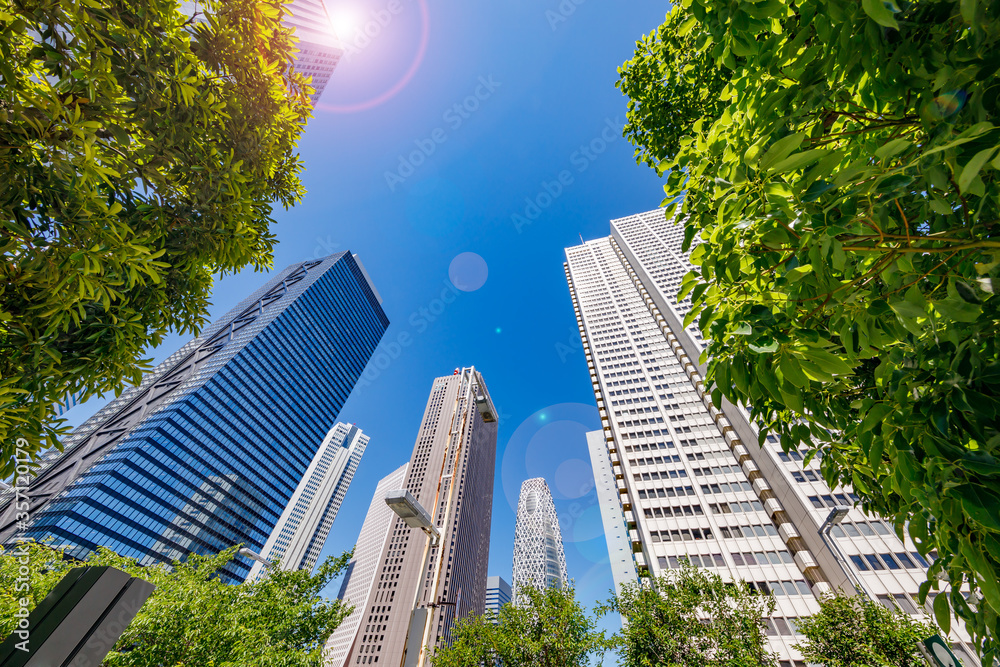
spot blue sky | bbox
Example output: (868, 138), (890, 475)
(64, 0), (667, 634)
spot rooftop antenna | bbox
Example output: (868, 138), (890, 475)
(579, 233), (585, 245)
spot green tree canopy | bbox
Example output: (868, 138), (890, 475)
(0, 0), (313, 474)
(618, 0), (1000, 659)
(431, 585), (607, 667)
(599, 562), (777, 667)
(0, 542), (352, 666)
(794, 593), (938, 667)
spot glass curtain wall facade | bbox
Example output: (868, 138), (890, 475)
(511, 478), (567, 601)
(566, 213), (980, 665)
(249, 422), (370, 579)
(485, 575), (512, 619)
(4, 252), (387, 582)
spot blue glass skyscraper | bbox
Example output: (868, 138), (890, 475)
(2, 252), (387, 581)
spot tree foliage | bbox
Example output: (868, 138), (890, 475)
(599, 562), (777, 667)
(0, 542), (352, 666)
(431, 585), (607, 667)
(793, 594), (938, 667)
(618, 0), (1000, 659)
(0, 0), (313, 474)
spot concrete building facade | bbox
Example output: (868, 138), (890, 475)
(585, 430), (637, 596)
(324, 367), (499, 665)
(250, 422), (370, 579)
(325, 463), (410, 667)
(566, 210), (980, 665)
(284, 0), (344, 103)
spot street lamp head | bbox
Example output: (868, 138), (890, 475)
(386, 489), (434, 531)
(825, 506), (851, 527)
(238, 547), (273, 567)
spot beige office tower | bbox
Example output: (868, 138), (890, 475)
(566, 209), (979, 666)
(326, 463), (409, 667)
(324, 368), (499, 666)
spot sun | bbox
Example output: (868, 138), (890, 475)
(328, 6), (362, 41)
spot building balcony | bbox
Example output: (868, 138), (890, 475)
(779, 523), (800, 541)
(794, 550), (819, 573)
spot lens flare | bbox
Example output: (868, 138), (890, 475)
(926, 90), (968, 121)
(316, 0), (430, 114)
(328, 7), (362, 41)
(448, 252), (488, 292)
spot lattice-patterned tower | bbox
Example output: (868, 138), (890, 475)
(511, 478), (567, 601)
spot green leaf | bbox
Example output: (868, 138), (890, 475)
(933, 592), (951, 634)
(929, 195), (952, 215)
(757, 133), (807, 171)
(785, 264), (813, 282)
(802, 180), (836, 202)
(869, 438), (885, 476)
(859, 404), (893, 434)
(795, 346), (854, 376)
(677, 15), (698, 36)
(958, 147), (998, 194)
(732, 323), (753, 335)
(954, 485), (1000, 531)
(768, 148), (831, 174)
(962, 542), (1000, 614)
(756, 362), (782, 399)
(780, 354), (810, 389)
(889, 300), (926, 319)
(960, 0), (977, 23)
(862, 0), (899, 28)
(933, 297), (981, 323)
(874, 138), (913, 160)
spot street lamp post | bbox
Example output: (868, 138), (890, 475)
(817, 506), (872, 600)
(818, 509), (975, 667)
(385, 489), (441, 667)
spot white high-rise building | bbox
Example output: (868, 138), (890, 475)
(565, 209), (980, 666)
(586, 430), (636, 596)
(324, 462), (409, 667)
(182, 0), (342, 104)
(283, 0), (344, 103)
(249, 423), (368, 579)
(512, 478), (568, 601)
